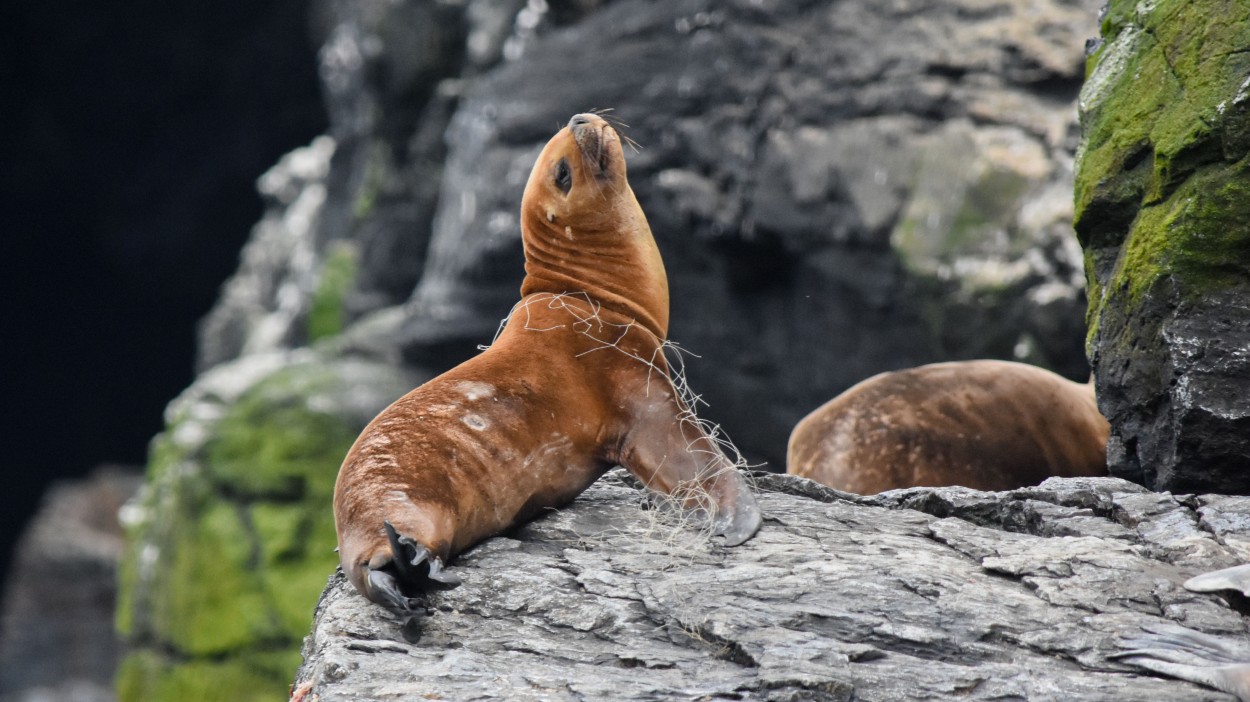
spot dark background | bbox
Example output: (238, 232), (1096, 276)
(0, 1), (326, 579)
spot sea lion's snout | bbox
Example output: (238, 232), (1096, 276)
(569, 113), (615, 173)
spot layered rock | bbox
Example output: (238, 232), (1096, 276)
(1075, 0), (1250, 493)
(294, 471), (1250, 701)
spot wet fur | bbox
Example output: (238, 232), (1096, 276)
(787, 360), (1109, 494)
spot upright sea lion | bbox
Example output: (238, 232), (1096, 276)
(787, 360), (1109, 494)
(334, 113), (761, 622)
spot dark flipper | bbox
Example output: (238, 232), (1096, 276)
(357, 522), (461, 643)
(384, 521), (462, 588)
(364, 568), (428, 643)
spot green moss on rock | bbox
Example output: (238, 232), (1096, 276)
(1127, 157), (1250, 292)
(1077, 0), (1250, 352)
(117, 355), (408, 702)
(252, 501), (340, 638)
(116, 649), (299, 702)
(205, 365), (357, 500)
(161, 498), (283, 655)
(307, 242), (359, 343)
(1076, 0), (1250, 242)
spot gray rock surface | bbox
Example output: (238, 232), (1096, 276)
(293, 471), (1250, 700)
(199, 0), (1102, 469)
(0, 467), (142, 702)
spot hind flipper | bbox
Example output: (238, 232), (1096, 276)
(384, 521), (462, 587)
(366, 568), (421, 614)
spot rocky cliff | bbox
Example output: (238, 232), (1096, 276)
(1075, 0), (1250, 493)
(117, 0), (1108, 699)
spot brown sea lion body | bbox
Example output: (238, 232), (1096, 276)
(787, 360), (1109, 494)
(334, 114), (761, 619)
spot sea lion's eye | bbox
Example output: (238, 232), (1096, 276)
(554, 159), (572, 195)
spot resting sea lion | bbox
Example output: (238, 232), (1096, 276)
(334, 113), (762, 622)
(786, 360), (1109, 494)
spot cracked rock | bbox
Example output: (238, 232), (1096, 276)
(294, 472), (1250, 700)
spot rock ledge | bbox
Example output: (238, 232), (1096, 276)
(294, 472), (1250, 701)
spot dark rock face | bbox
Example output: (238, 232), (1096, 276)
(1075, 0), (1250, 494)
(294, 471), (1250, 700)
(203, 0), (1100, 470)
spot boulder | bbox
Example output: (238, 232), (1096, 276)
(1075, 0), (1250, 493)
(114, 351), (424, 701)
(294, 471), (1250, 701)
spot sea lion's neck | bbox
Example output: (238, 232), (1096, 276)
(520, 198), (669, 340)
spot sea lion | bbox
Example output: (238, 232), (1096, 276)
(333, 113), (762, 623)
(786, 359), (1109, 494)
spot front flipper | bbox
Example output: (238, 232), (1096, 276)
(617, 377), (762, 546)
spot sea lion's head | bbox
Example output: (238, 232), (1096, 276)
(519, 112), (668, 338)
(522, 112), (631, 235)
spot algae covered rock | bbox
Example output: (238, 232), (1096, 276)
(1075, 0), (1250, 493)
(115, 351), (421, 702)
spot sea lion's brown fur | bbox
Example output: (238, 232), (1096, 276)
(333, 113), (761, 618)
(787, 360), (1109, 494)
